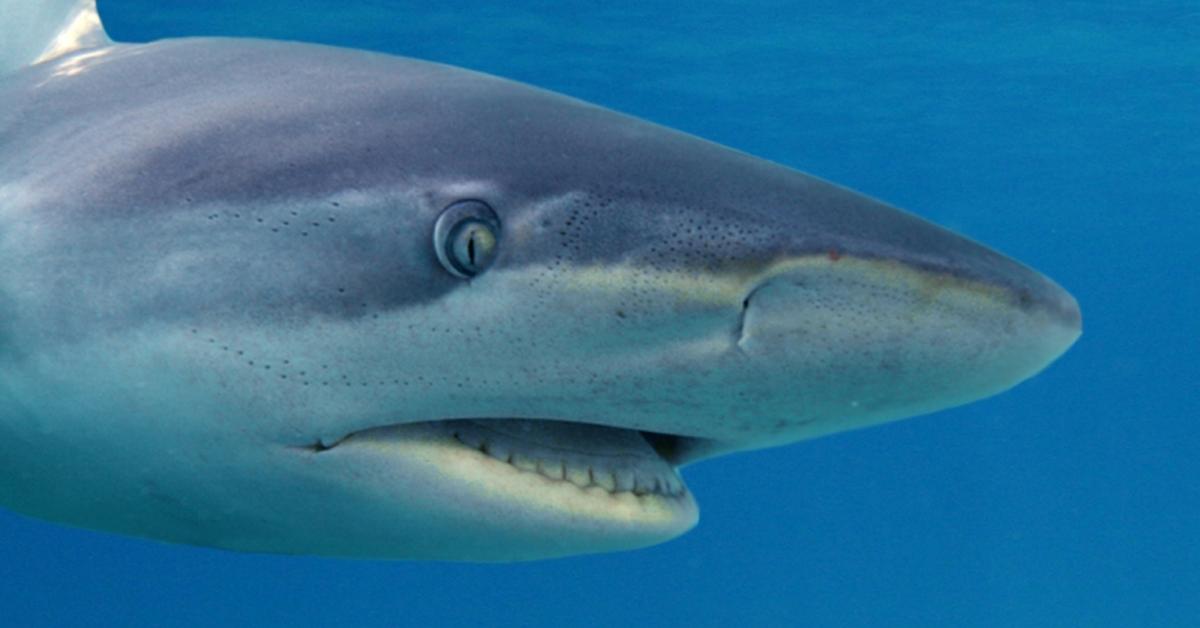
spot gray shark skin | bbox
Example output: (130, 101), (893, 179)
(0, 2), (1080, 560)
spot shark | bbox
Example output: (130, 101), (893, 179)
(0, 0), (1080, 560)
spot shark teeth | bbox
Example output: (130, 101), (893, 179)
(449, 419), (687, 498)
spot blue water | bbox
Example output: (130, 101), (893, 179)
(2, 1), (1196, 626)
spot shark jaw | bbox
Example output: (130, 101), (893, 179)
(304, 418), (693, 498)
(286, 418), (701, 559)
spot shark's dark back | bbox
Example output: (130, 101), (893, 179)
(1, 37), (1058, 310)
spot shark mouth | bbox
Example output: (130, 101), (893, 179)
(306, 418), (696, 500)
(449, 420), (687, 498)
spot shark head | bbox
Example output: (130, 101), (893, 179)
(0, 4), (1079, 560)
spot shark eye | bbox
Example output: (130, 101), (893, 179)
(433, 200), (501, 278)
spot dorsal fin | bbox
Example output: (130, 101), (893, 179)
(0, 0), (111, 75)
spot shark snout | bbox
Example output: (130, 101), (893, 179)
(995, 266), (1083, 372)
(1018, 270), (1082, 335)
(967, 235), (1082, 356)
(731, 248), (1080, 436)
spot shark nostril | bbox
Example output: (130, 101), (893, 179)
(734, 285), (764, 351)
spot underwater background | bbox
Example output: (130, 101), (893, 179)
(1, 1), (1196, 625)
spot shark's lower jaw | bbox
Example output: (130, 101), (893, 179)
(308, 418), (692, 500)
(286, 418), (700, 559)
